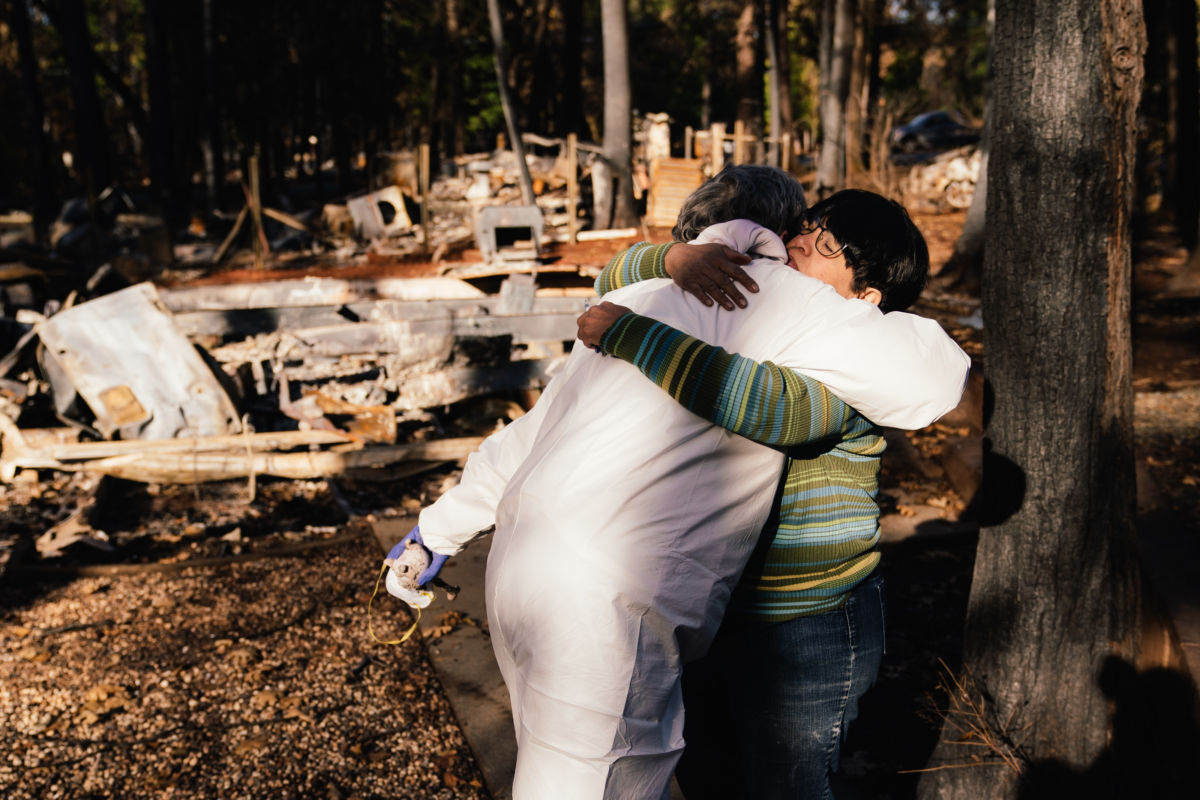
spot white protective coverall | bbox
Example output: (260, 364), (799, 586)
(418, 221), (970, 799)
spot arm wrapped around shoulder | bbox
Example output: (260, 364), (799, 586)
(798, 310), (970, 430)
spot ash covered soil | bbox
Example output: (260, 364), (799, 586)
(0, 478), (490, 800)
(2, 212), (1198, 799)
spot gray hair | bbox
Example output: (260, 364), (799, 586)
(672, 165), (807, 242)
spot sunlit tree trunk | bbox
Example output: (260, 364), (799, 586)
(597, 0), (638, 228)
(734, 0), (760, 145)
(765, 0), (792, 167)
(918, 2), (1188, 797)
(486, 0), (535, 205)
(940, 0), (994, 292)
(844, 0), (868, 178)
(445, 0), (465, 155)
(814, 0), (853, 197)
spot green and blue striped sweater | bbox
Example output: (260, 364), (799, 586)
(596, 242), (884, 621)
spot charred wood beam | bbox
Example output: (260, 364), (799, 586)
(392, 359), (557, 410)
(171, 296), (589, 345)
(159, 277), (487, 312)
(62, 436), (486, 484)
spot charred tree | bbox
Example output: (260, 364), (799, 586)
(1167, 0), (1199, 249)
(9, 0), (56, 244)
(54, 0), (113, 191)
(557, 0), (585, 138)
(200, 0), (224, 212)
(918, 2), (1191, 798)
(145, 0), (176, 222)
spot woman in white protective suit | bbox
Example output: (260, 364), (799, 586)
(392, 166), (969, 799)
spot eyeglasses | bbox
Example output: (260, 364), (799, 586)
(795, 218), (845, 258)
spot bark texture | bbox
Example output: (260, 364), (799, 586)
(918, 2), (1190, 798)
(734, 0), (760, 136)
(56, 0), (113, 190)
(940, 0), (994, 291)
(814, 0), (854, 197)
(10, 0), (56, 244)
(599, 0), (638, 228)
(486, 0), (535, 205)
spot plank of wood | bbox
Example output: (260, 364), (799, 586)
(72, 436), (486, 483)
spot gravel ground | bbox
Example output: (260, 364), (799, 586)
(0, 521), (488, 800)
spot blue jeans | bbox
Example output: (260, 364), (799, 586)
(675, 574), (886, 800)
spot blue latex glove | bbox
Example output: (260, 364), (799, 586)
(385, 525), (447, 587)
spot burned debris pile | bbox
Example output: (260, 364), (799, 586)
(0, 143), (630, 569)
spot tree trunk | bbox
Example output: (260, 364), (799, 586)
(56, 0), (112, 191)
(557, 0), (585, 138)
(917, 3), (1187, 798)
(486, 0), (536, 205)
(599, 0), (638, 228)
(445, 0), (465, 156)
(734, 0), (759, 141)
(772, 0), (793, 166)
(200, 0), (223, 212)
(844, 0), (867, 178)
(939, 0), (994, 293)
(9, 0), (57, 244)
(765, 0), (790, 167)
(145, 0), (176, 221)
(814, 0), (853, 197)
(1168, 0), (1199, 248)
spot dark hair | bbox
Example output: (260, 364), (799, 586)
(672, 165), (807, 243)
(808, 189), (929, 312)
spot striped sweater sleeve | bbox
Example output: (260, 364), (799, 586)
(600, 312), (854, 447)
(594, 242), (676, 295)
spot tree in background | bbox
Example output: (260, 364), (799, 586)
(1141, 0), (1200, 251)
(7, 0), (57, 244)
(486, 0), (536, 205)
(764, 0), (793, 166)
(734, 0), (761, 138)
(53, 0), (112, 194)
(814, 0), (854, 196)
(595, 0), (638, 228)
(937, 0), (993, 293)
(918, 2), (1193, 797)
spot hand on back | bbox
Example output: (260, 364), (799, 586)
(577, 301), (632, 349)
(665, 243), (758, 310)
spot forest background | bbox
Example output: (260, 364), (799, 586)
(1, 0), (992, 236)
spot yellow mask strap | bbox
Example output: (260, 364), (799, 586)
(367, 561), (421, 645)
